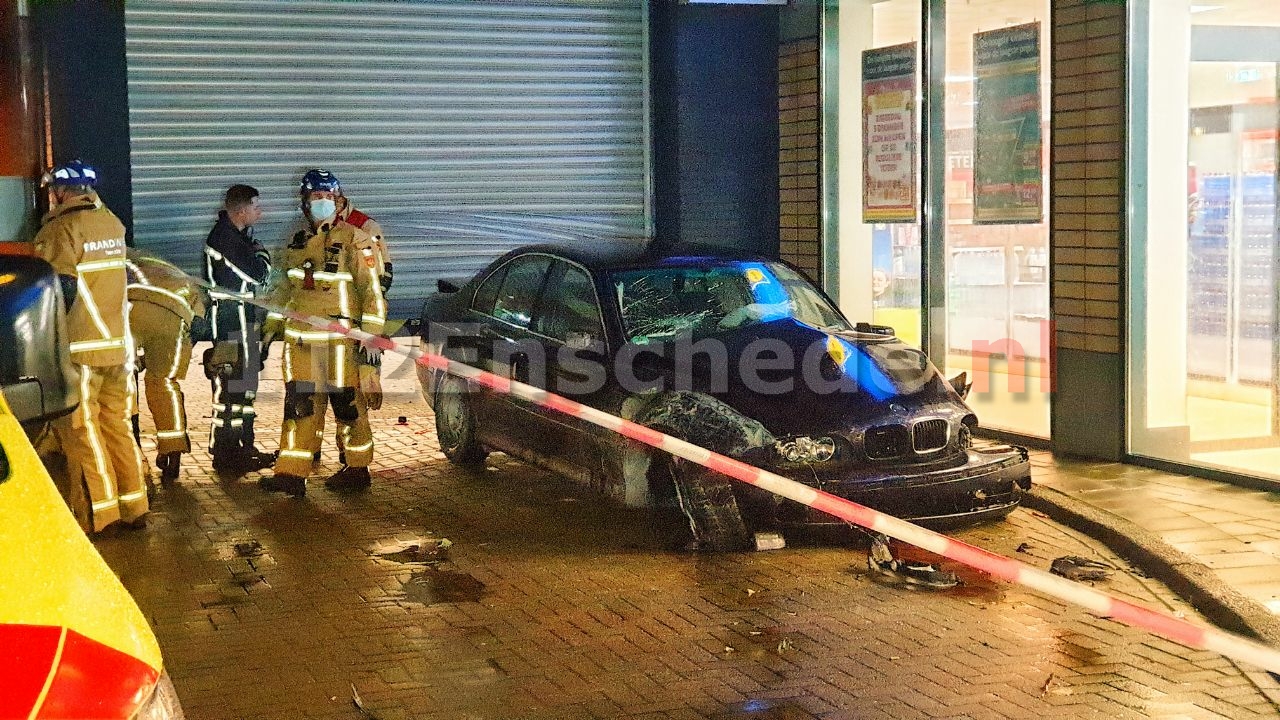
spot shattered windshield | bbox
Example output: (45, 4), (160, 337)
(611, 261), (850, 343)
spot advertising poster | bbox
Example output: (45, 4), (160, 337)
(862, 43), (917, 223)
(973, 23), (1042, 224)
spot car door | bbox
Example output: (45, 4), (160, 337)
(471, 253), (556, 453)
(530, 260), (611, 472)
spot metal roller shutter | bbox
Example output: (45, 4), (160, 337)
(125, 0), (649, 319)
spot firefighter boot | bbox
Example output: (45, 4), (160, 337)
(157, 452), (181, 483)
(324, 465), (371, 491)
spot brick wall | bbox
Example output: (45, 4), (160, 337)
(1051, 0), (1126, 355)
(778, 38), (821, 282)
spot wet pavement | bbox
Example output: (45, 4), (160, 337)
(1030, 454), (1280, 623)
(97, 345), (1280, 719)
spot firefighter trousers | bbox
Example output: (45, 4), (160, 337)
(313, 384), (373, 456)
(274, 340), (373, 478)
(54, 363), (149, 530)
(132, 302), (192, 455)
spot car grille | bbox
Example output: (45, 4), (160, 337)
(912, 419), (949, 453)
(864, 425), (911, 460)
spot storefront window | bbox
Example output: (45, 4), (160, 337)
(942, 0), (1051, 437)
(1129, 0), (1280, 479)
(835, 0), (922, 348)
(834, 0), (1050, 437)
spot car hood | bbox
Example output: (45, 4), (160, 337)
(657, 318), (966, 437)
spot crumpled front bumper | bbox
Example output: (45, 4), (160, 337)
(764, 445), (1032, 528)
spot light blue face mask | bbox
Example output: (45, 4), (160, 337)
(308, 198), (336, 221)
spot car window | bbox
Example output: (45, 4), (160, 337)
(536, 263), (604, 346)
(490, 256), (553, 328)
(471, 264), (508, 314)
(610, 261), (850, 342)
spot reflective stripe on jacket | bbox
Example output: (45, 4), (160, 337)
(33, 193), (130, 367)
(126, 252), (205, 324)
(205, 211), (270, 340)
(204, 212), (269, 294)
(271, 221), (386, 343)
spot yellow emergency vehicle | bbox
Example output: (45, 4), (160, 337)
(0, 248), (183, 717)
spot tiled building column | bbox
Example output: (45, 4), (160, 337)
(779, 38), (822, 283)
(1050, 0), (1127, 459)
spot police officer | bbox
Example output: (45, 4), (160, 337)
(204, 184), (275, 472)
(261, 169), (386, 496)
(34, 160), (149, 532)
(127, 250), (206, 483)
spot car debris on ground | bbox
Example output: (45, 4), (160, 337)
(867, 534), (960, 590)
(1050, 555), (1113, 581)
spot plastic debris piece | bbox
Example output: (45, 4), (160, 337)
(867, 535), (959, 590)
(1016, 542), (1032, 553)
(371, 536), (452, 564)
(1050, 555), (1113, 581)
(351, 683), (379, 719)
(753, 531), (785, 551)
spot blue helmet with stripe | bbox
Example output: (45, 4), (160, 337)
(299, 168), (340, 197)
(43, 160), (98, 187)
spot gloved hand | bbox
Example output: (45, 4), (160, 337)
(359, 364), (383, 411)
(260, 313), (284, 337)
(355, 342), (383, 369)
(259, 320), (282, 370)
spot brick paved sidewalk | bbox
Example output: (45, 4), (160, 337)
(98, 346), (1280, 719)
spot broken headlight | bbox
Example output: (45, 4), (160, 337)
(774, 436), (839, 464)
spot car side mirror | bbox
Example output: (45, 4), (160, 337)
(949, 371), (972, 400)
(855, 321), (895, 336)
(437, 279), (461, 294)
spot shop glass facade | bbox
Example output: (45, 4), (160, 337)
(833, 0), (1051, 438)
(1129, 0), (1280, 480)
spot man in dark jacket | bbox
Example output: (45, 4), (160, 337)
(204, 184), (275, 471)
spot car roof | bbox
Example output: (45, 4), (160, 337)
(504, 239), (773, 274)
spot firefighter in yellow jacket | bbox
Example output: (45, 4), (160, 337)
(126, 250), (206, 483)
(34, 161), (149, 532)
(314, 177), (392, 464)
(261, 169), (387, 496)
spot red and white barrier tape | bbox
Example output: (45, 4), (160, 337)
(242, 301), (1280, 675)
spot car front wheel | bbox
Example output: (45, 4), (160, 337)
(664, 456), (752, 552)
(434, 375), (488, 466)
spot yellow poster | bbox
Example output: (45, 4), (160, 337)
(862, 43), (917, 223)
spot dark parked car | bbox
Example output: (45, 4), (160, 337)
(418, 243), (1031, 550)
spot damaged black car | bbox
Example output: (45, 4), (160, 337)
(418, 244), (1032, 550)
